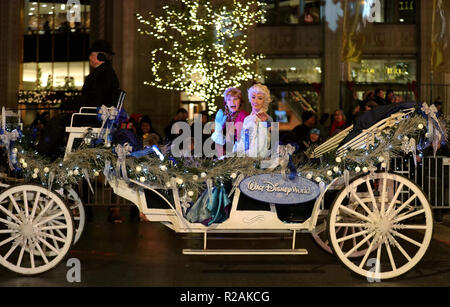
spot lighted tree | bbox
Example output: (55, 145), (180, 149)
(136, 0), (266, 114)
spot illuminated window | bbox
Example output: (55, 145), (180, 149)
(22, 0), (91, 92)
(350, 59), (416, 84)
(261, 0), (322, 25)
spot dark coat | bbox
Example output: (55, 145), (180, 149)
(79, 62), (120, 108)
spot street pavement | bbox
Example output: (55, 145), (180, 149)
(0, 207), (449, 288)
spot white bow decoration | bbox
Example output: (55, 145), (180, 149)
(115, 143), (133, 181)
(0, 129), (20, 170)
(98, 105), (119, 143)
(421, 103), (445, 156)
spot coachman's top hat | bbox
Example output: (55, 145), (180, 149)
(89, 40), (115, 55)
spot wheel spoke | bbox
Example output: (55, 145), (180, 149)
(4, 242), (20, 261)
(39, 225), (68, 231)
(335, 222), (367, 227)
(359, 234), (378, 269)
(384, 241), (397, 271)
(391, 230), (422, 248)
(337, 228), (370, 243)
(16, 239), (26, 267)
(344, 232), (375, 258)
(28, 240), (35, 269)
(386, 183), (404, 215)
(8, 195), (24, 221)
(339, 227), (349, 249)
(23, 191), (29, 219)
(388, 233), (412, 261)
(33, 241), (49, 264)
(394, 209), (426, 223)
(0, 217), (19, 229)
(350, 190), (377, 219)
(34, 211), (64, 228)
(38, 237), (60, 254)
(338, 205), (372, 223)
(380, 177), (387, 215)
(393, 194), (417, 216)
(42, 232), (66, 244)
(33, 199), (55, 224)
(366, 180), (380, 214)
(0, 233), (21, 247)
(30, 192), (40, 220)
(0, 204), (22, 224)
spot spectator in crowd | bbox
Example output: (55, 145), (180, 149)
(374, 89), (386, 106)
(191, 111), (212, 150)
(330, 109), (347, 137)
(354, 100), (378, 120)
(386, 89), (395, 104)
(393, 95), (405, 104)
(281, 110), (317, 152)
(164, 108), (189, 143)
(140, 115), (162, 147)
(433, 98), (443, 117)
(363, 90), (375, 103)
(318, 113), (330, 142)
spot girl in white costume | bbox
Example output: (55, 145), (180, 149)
(235, 84), (273, 158)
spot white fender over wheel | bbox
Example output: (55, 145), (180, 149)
(56, 187), (85, 245)
(0, 185), (74, 275)
(327, 173), (433, 280)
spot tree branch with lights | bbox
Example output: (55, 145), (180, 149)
(136, 0), (266, 114)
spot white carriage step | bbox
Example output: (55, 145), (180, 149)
(182, 249), (308, 255)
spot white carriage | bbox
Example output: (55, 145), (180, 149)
(0, 101), (436, 280)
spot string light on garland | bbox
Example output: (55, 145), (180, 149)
(136, 0), (266, 114)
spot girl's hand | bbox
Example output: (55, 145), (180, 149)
(256, 112), (269, 122)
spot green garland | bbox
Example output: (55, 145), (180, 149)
(6, 113), (429, 196)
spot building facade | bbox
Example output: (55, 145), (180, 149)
(0, 0), (449, 134)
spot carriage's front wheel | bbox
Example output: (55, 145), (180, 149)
(0, 185), (74, 275)
(328, 173), (433, 280)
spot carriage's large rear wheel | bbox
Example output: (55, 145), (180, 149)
(0, 185), (74, 275)
(327, 173), (433, 280)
